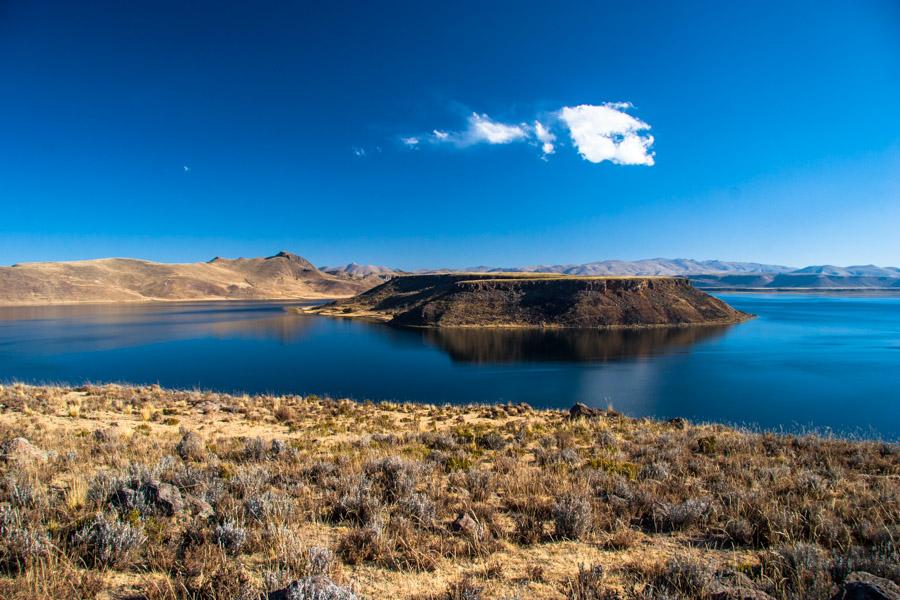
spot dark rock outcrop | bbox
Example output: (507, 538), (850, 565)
(569, 402), (605, 419)
(111, 480), (184, 516)
(311, 273), (751, 329)
(144, 481), (184, 516)
(832, 572), (900, 600)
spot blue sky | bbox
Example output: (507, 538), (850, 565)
(1, 1), (898, 269)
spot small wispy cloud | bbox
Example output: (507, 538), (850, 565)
(353, 147), (366, 157)
(400, 102), (654, 166)
(465, 113), (528, 145)
(533, 120), (556, 157)
(426, 113), (528, 147)
(183, 165), (191, 172)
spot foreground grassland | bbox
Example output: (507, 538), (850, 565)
(0, 385), (897, 599)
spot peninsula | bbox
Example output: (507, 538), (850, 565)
(306, 273), (751, 328)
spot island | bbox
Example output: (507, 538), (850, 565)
(305, 272), (752, 328)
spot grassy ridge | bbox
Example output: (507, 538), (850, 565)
(0, 384), (897, 599)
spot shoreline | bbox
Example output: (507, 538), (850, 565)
(296, 304), (756, 330)
(2, 287), (898, 309)
(0, 296), (344, 309)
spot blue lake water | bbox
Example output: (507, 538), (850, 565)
(1, 294), (898, 439)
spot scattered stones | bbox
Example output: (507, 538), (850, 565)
(0, 437), (48, 465)
(832, 572), (900, 600)
(266, 576), (358, 600)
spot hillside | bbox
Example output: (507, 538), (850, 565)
(308, 273), (750, 328)
(0, 251), (370, 305)
(0, 384), (895, 599)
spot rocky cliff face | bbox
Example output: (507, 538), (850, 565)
(310, 273), (751, 328)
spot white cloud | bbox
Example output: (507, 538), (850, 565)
(534, 120), (555, 155)
(353, 147), (366, 157)
(558, 103), (654, 166)
(403, 102), (654, 165)
(429, 113), (528, 147)
(466, 113), (528, 144)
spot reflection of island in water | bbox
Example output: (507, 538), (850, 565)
(418, 325), (733, 363)
(208, 313), (316, 343)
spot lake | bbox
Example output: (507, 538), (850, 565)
(1, 293), (898, 439)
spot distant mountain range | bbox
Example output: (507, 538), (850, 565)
(326, 258), (900, 290)
(3, 253), (898, 307)
(320, 262), (397, 281)
(458, 258), (796, 277)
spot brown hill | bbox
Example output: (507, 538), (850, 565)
(308, 273), (751, 328)
(0, 251), (370, 305)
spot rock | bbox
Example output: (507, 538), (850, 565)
(667, 417), (689, 430)
(110, 487), (140, 511)
(266, 576), (359, 600)
(709, 583), (775, 600)
(93, 428), (114, 443)
(186, 495), (214, 519)
(832, 572), (900, 600)
(143, 481), (184, 516)
(569, 403), (604, 419)
(451, 512), (479, 535)
(697, 435), (718, 455)
(110, 480), (184, 516)
(0, 437), (49, 465)
(176, 431), (205, 461)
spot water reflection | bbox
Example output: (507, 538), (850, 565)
(419, 325), (732, 363)
(208, 313), (317, 343)
(0, 302), (319, 353)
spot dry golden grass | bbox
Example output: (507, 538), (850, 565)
(0, 383), (896, 599)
